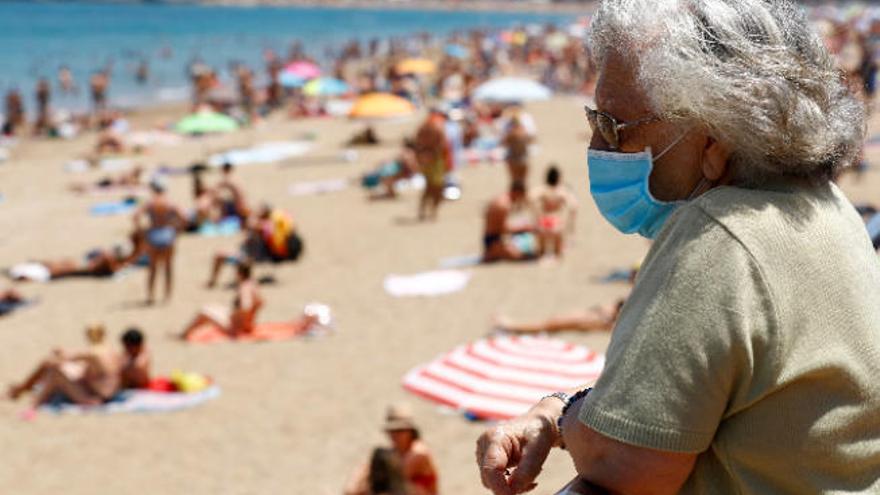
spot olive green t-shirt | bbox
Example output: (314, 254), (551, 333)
(579, 182), (880, 493)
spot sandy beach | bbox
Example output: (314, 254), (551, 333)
(0, 91), (877, 495)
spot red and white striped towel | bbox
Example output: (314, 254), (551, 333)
(403, 335), (604, 421)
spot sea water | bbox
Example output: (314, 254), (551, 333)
(0, 1), (573, 112)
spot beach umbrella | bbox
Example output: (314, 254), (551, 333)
(402, 335), (604, 421)
(349, 93), (415, 120)
(279, 72), (306, 88)
(284, 60), (322, 80)
(473, 77), (552, 104)
(396, 58), (437, 75)
(175, 111), (239, 135)
(302, 77), (350, 97)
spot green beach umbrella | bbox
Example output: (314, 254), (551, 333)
(175, 111), (239, 135)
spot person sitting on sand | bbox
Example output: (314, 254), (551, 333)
(205, 203), (303, 288)
(344, 404), (439, 495)
(10, 230), (145, 281)
(69, 165), (144, 194)
(119, 327), (151, 389)
(415, 112), (451, 222)
(363, 138), (419, 200)
(482, 181), (538, 262)
(181, 262), (263, 339)
(7, 325), (149, 410)
(133, 179), (186, 304)
(214, 162), (250, 220)
(533, 165), (578, 259)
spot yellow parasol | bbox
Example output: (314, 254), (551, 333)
(348, 93), (415, 119)
(395, 58), (437, 75)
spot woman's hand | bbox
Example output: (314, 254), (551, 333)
(475, 397), (564, 495)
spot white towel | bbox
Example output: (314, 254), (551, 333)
(384, 270), (471, 297)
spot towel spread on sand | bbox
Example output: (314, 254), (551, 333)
(89, 198), (138, 216)
(196, 217), (241, 237)
(438, 254), (483, 269)
(384, 270), (471, 297)
(208, 141), (313, 167)
(0, 298), (36, 316)
(288, 178), (349, 197)
(185, 321), (315, 343)
(41, 385), (220, 415)
(9, 263), (51, 282)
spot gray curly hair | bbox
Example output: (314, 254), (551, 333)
(590, 0), (865, 182)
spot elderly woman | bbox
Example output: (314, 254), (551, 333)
(476, 1), (880, 494)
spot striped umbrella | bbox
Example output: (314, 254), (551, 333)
(402, 335), (604, 421)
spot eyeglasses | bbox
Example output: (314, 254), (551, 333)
(584, 105), (660, 150)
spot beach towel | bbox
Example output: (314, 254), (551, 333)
(89, 198), (138, 216)
(288, 178), (350, 197)
(208, 141), (313, 168)
(185, 321), (314, 343)
(9, 262), (51, 282)
(0, 298), (36, 316)
(65, 158), (133, 174)
(196, 217), (241, 237)
(384, 270), (471, 297)
(40, 385), (220, 416)
(403, 335), (604, 421)
(438, 254), (483, 269)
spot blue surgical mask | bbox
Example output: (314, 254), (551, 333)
(587, 132), (701, 239)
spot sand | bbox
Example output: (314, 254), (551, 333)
(0, 96), (876, 494)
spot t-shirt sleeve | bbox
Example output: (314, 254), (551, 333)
(578, 206), (778, 453)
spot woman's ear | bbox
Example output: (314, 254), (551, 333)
(702, 137), (731, 182)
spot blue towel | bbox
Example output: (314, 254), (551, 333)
(89, 198), (137, 216)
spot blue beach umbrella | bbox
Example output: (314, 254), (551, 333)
(279, 72), (306, 88)
(473, 77), (552, 103)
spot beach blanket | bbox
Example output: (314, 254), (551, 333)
(208, 141), (313, 168)
(438, 254), (483, 269)
(0, 298), (36, 316)
(185, 321), (314, 343)
(403, 335), (604, 421)
(384, 270), (471, 297)
(9, 263), (51, 282)
(196, 217), (241, 237)
(89, 198), (138, 216)
(288, 178), (350, 197)
(41, 385), (220, 416)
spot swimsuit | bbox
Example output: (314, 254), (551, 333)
(538, 214), (562, 232)
(146, 208), (177, 249)
(483, 233), (502, 251)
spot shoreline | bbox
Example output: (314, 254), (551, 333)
(195, 0), (594, 14)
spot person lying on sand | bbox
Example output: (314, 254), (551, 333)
(533, 165), (578, 259)
(482, 181), (539, 262)
(344, 404), (439, 495)
(69, 165), (144, 194)
(8, 325), (150, 410)
(181, 262), (263, 339)
(10, 230), (145, 281)
(205, 203), (303, 288)
(494, 299), (625, 335)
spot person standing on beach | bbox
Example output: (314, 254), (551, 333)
(90, 70), (109, 118)
(415, 112), (450, 221)
(58, 66), (77, 94)
(133, 179), (185, 305)
(34, 78), (51, 136)
(502, 116), (532, 185)
(3, 89), (25, 136)
(475, 1), (880, 493)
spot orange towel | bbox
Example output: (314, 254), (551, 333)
(185, 321), (307, 343)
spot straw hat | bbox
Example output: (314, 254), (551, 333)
(383, 403), (418, 432)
